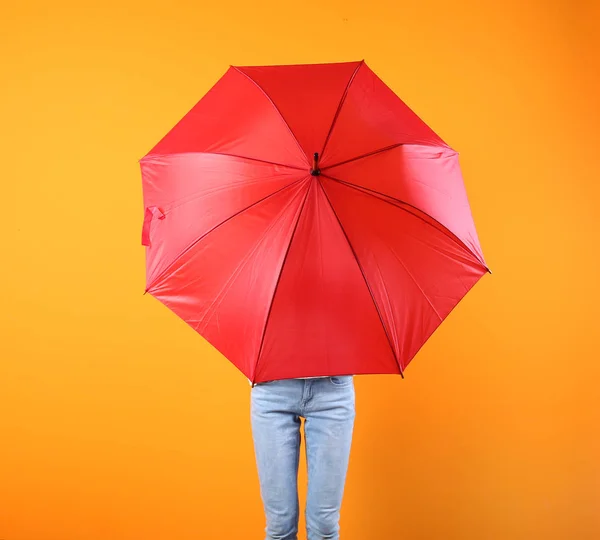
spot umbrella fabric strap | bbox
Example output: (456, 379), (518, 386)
(141, 206), (165, 246)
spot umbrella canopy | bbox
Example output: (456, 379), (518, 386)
(140, 60), (490, 384)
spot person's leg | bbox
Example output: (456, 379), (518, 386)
(303, 376), (356, 540)
(251, 379), (304, 540)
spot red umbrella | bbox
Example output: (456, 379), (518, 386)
(140, 60), (490, 385)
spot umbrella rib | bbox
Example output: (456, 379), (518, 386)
(144, 176), (309, 294)
(142, 151), (306, 171)
(320, 60), (364, 159)
(251, 182), (313, 385)
(320, 173), (490, 272)
(317, 179), (405, 379)
(322, 143), (457, 171)
(232, 67), (309, 167)
(320, 143), (406, 171)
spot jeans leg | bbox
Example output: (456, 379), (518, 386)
(304, 377), (356, 540)
(251, 380), (303, 540)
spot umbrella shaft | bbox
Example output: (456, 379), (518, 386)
(311, 152), (321, 176)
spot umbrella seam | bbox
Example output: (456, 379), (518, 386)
(320, 60), (364, 160)
(142, 169), (307, 216)
(386, 246), (444, 322)
(372, 257), (401, 361)
(141, 151), (306, 171)
(144, 176), (308, 293)
(191, 178), (313, 337)
(317, 179), (404, 378)
(251, 181), (314, 385)
(320, 173), (489, 272)
(321, 143), (458, 171)
(232, 67), (309, 167)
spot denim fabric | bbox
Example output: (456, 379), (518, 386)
(251, 376), (356, 540)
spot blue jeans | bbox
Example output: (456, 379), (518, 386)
(251, 376), (356, 540)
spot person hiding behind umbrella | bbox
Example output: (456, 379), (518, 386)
(250, 374), (355, 540)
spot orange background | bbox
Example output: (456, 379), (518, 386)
(2, 0), (599, 538)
